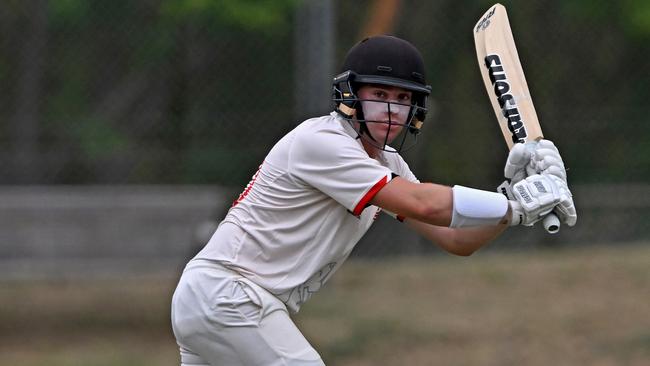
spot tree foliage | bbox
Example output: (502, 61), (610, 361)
(2, 0), (648, 184)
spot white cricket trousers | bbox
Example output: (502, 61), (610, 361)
(171, 259), (325, 366)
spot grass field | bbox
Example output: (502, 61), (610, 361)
(1, 244), (648, 365)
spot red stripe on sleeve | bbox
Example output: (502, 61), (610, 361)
(352, 176), (389, 216)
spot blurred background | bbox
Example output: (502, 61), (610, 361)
(1, 0), (648, 365)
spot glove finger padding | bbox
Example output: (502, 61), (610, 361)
(528, 157), (567, 181)
(511, 174), (565, 226)
(504, 143), (531, 183)
(554, 203), (577, 227)
(553, 186), (578, 227)
(536, 153), (564, 170)
(535, 148), (562, 162)
(530, 140), (567, 181)
(536, 139), (560, 153)
(542, 165), (567, 181)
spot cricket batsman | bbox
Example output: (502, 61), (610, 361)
(170, 35), (577, 365)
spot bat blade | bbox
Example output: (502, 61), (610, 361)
(474, 3), (560, 234)
(474, 3), (544, 148)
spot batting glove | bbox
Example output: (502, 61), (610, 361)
(508, 174), (576, 227)
(503, 142), (533, 184)
(528, 139), (567, 182)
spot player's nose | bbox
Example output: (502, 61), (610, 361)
(388, 102), (406, 115)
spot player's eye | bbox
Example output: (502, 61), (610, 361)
(373, 90), (388, 99)
(398, 93), (412, 102)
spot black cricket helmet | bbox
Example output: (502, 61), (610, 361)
(333, 35), (432, 152)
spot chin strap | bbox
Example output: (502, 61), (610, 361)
(336, 103), (377, 142)
(336, 103), (356, 118)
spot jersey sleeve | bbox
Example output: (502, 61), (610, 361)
(288, 127), (393, 216)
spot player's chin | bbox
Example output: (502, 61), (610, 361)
(367, 121), (405, 142)
(382, 127), (405, 143)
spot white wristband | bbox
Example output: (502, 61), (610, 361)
(450, 185), (509, 228)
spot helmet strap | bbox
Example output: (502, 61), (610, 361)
(358, 120), (377, 142)
(336, 103), (356, 119)
(336, 102), (382, 143)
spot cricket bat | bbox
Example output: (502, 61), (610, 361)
(473, 3), (561, 233)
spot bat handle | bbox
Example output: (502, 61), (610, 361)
(542, 213), (560, 234)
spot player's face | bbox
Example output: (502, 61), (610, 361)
(357, 85), (413, 144)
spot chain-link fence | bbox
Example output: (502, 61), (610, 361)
(0, 0), (648, 273)
(4, 0), (649, 185)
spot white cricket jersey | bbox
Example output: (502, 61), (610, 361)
(194, 112), (419, 312)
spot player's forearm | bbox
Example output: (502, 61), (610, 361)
(373, 177), (520, 230)
(406, 216), (509, 256)
(408, 182), (454, 226)
(371, 178), (453, 226)
(448, 221), (509, 255)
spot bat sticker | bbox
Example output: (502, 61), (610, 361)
(475, 6), (496, 32)
(484, 54), (528, 144)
